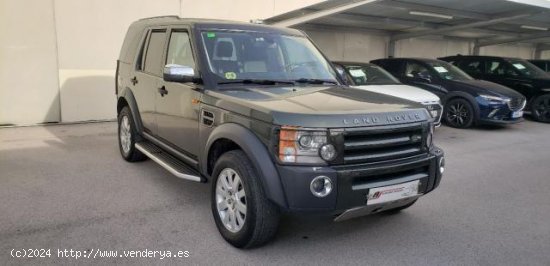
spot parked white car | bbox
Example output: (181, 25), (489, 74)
(334, 61), (443, 126)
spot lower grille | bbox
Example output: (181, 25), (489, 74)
(342, 123), (426, 164)
(507, 97), (526, 112)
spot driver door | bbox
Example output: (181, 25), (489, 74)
(155, 28), (202, 160)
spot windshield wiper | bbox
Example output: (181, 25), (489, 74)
(218, 79), (295, 85)
(293, 78), (338, 85)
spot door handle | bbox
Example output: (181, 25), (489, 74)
(130, 76), (138, 85)
(158, 86), (168, 97)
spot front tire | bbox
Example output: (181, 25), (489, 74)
(118, 106), (147, 162)
(211, 150), (280, 248)
(444, 98), (475, 128)
(531, 94), (550, 123)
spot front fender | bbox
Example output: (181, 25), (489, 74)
(202, 123), (287, 208)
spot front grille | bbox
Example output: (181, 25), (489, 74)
(342, 123), (426, 164)
(507, 97), (526, 112)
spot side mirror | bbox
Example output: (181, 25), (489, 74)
(163, 64), (197, 83)
(417, 71), (432, 83)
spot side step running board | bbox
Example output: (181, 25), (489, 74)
(135, 142), (203, 182)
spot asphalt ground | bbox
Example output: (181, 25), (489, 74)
(1, 120), (549, 265)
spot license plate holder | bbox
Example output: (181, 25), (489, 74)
(366, 180), (420, 206)
(512, 111), (523, 118)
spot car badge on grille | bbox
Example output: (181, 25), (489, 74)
(343, 113), (422, 125)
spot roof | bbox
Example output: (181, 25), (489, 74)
(133, 16), (304, 36)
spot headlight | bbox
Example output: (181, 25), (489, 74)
(278, 127), (333, 163)
(479, 94), (510, 104)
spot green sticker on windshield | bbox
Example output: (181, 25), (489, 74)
(206, 32), (216, 38)
(225, 72), (237, 79)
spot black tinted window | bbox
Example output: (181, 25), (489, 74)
(487, 60), (518, 76)
(375, 61), (401, 76)
(404, 62), (429, 78)
(143, 30), (166, 76)
(459, 60), (484, 75)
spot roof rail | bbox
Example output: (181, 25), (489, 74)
(139, 15), (179, 21)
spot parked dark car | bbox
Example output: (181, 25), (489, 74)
(439, 55), (550, 123)
(529, 60), (550, 72)
(371, 58), (526, 128)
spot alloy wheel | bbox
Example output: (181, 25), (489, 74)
(119, 115), (132, 154)
(215, 168), (247, 233)
(533, 96), (550, 122)
(447, 102), (470, 127)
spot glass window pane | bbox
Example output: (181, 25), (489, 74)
(166, 31), (195, 68)
(144, 30), (166, 76)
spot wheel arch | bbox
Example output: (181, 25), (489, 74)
(117, 87), (143, 134)
(442, 91), (481, 120)
(202, 123), (287, 208)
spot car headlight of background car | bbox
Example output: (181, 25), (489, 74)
(479, 94), (510, 105)
(278, 127), (335, 164)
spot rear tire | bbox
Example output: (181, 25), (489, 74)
(531, 94), (550, 123)
(444, 98), (475, 128)
(118, 106), (147, 162)
(211, 150), (280, 249)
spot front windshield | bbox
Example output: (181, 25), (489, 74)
(343, 64), (400, 85)
(507, 59), (548, 78)
(200, 30), (338, 84)
(428, 61), (473, 81)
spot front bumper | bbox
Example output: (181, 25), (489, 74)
(276, 146), (444, 212)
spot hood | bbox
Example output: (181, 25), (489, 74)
(354, 84), (440, 104)
(204, 85), (430, 128)
(451, 79), (524, 98)
(533, 77), (550, 88)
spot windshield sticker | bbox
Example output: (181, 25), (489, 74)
(512, 63), (526, 70)
(434, 66), (449, 73)
(224, 72), (237, 79)
(348, 69), (366, 78)
(206, 32), (216, 38)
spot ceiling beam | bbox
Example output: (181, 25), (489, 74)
(270, 0), (380, 27)
(391, 10), (543, 41)
(376, 0), (490, 20)
(475, 32), (550, 48)
(328, 13), (525, 38)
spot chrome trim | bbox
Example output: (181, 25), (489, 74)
(334, 196), (421, 222)
(135, 143), (202, 182)
(142, 132), (198, 166)
(310, 176), (333, 197)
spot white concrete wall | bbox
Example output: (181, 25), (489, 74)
(306, 30), (388, 61)
(0, 0), (61, 125)
(394, 38), (471, 58)
(480, 44), (535, 59)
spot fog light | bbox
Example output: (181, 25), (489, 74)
(310, 176), (332, 197)
(439, 157), (445, 174)
(319, 144), (336, 161)
(488, 109), (499, 118)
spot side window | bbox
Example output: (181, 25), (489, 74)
(377, 61), (401, 76)
(143, 30), (167, 76)
(405, 62), (429, 78)
(486, 60), (517, 76)
(460, 60), (484, 75)
(166, 31), (195, 68)
(135, 31), (148, 71)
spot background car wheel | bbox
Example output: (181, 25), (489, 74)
(211, 150), (280, 249)
(444, 98), (475, 128)
(118, 106), (147, 162)
(531, 94), (550, 123)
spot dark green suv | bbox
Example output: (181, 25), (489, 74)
(116, 16), (445, 248)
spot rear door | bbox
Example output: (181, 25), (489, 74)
(482, 59), (529, 94)
(132, 28), (167, 135)
(457, 58), (485, 80)
(155, 27), (202, 160)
